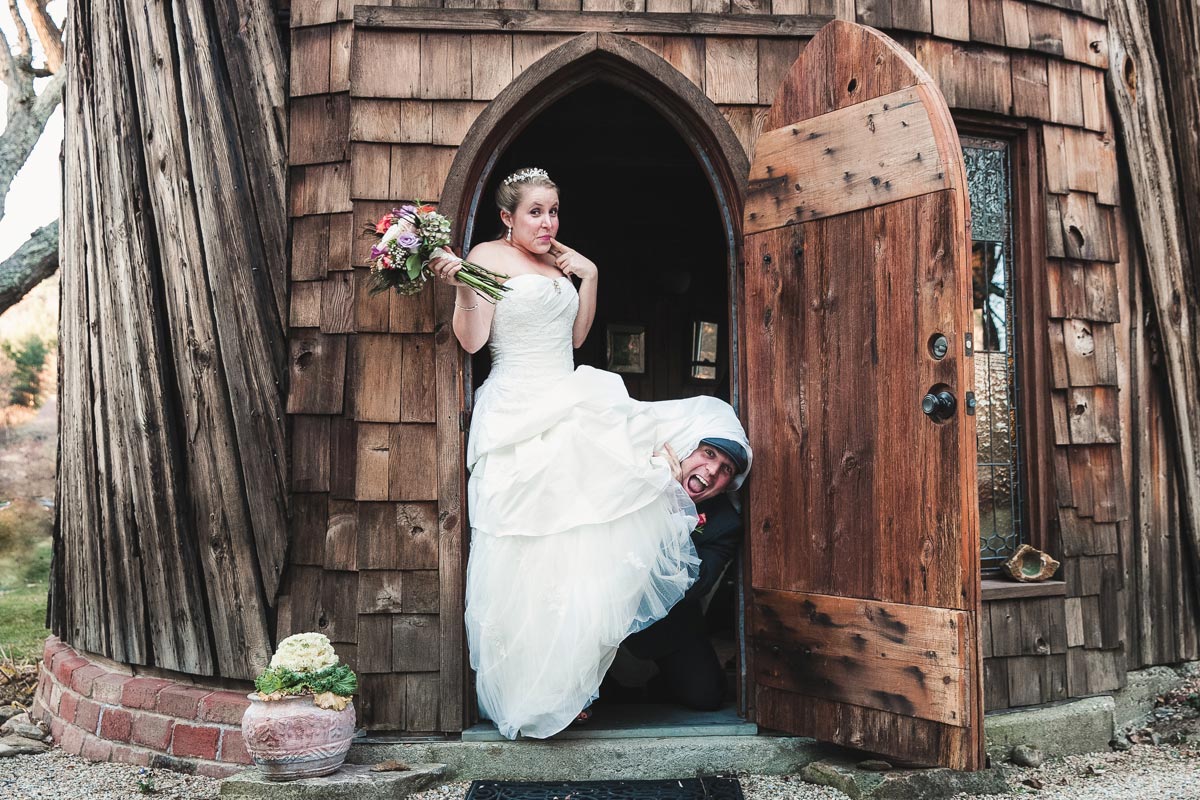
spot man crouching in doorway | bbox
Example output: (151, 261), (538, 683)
(621, 434), (752, 711)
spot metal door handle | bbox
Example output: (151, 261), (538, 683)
(922, 389), (957, 422)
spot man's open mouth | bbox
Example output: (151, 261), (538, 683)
(688, 474), (709, 494)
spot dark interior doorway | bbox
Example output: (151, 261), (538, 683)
(469, 82), (731, 403)
(464, 82), (743, 719)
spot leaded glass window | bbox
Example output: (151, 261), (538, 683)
(962, 136), (1025, 570)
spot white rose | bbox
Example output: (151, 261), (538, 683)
(380, 220), (417, 246)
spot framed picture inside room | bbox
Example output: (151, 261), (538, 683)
(690, 320), (720, 381)
(606, 324), (645, 373)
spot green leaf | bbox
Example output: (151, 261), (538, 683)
(254, 668), (285, 695)
(406, 254), (422, 279)
(255, 663), (358, 700)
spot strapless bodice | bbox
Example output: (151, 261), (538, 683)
(486, 273), (578, 384)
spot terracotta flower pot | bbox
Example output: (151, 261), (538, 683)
(240, 693), (356, 781)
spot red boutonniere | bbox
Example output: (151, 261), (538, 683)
(695, 513), (707, 534)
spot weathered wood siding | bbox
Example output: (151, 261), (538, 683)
(857, 0), (1197, 705)
(283, 3), (454, 731)
(56, 0), (290, 680)
(284, 0), (1198, 727)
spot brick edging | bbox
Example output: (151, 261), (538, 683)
(31, 636), (253, 779)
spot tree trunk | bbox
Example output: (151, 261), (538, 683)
(1106, 0), (1200, 597)
(1147, 0), (1200, 293)
(55, 0), (289, 679)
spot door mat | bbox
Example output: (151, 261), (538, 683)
(464, 777), (743, 800)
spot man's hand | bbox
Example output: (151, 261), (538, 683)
(654, 443), (682, 484)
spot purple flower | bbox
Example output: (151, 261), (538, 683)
(370, 245), (387, 260)
(399, 204), (417, 215)
(397, 233), (420, 250)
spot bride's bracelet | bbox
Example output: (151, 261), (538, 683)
(455, 301), (479, 311)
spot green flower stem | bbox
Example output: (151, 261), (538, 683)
(460, 259), (510, 281)
(454, 262), (511, 303)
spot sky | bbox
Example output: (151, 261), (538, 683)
(0, 1), (65, 263)
(0, 107), (61, 262)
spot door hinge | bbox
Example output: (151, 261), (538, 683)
(965, 392), (977, 415)
(459, 410), (468, 432)
(964, 333), (974, 357)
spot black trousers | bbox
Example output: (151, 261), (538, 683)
(647, 633), (727, 711)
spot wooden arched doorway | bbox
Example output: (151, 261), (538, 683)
(439, 32), (754, 726)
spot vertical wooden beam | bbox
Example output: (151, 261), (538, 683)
(1107, 0), (1200, 591)
(435, 306), (466, 731)
(1145, 0), (1200, 297)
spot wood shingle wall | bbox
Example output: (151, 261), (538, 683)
(282, 0), (832, 732)
(283, 5), (456, 730)
(858, 0), (1197, 703)
(284, 0), (1199, 728)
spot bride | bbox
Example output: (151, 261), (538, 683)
(435, 167), (723, 739)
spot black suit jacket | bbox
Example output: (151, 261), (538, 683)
(623, 493), (743, 660)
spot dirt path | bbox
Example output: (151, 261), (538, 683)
(0, 396), (55, 503)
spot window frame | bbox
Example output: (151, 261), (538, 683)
(954, 113), (1057, 563)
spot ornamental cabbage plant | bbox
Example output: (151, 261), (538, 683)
(254, 632), (358, 711)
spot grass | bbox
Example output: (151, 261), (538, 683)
(0, 581), (50, 662)
(0, 282), (57, 667)
(0, 501), (52, 664)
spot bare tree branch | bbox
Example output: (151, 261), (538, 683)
(7, 0), (32, 64)
(0, 68), (63, 219)
(0, 27), (25, 105)
(21, 0), (60, 72)
(0, 1), (65, 313)
(0, 220), (57, 315)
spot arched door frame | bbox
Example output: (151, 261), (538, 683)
(438, 31), (755, 720)
(440, 31), (751, 411)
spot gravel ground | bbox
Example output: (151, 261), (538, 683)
(1, 743), (1197, 799)
(0, 750), (219, 800)
(954, 743), (1200, 800)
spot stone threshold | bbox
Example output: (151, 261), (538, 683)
(459, 703), (757, 741)
(347, 733), (819, 781)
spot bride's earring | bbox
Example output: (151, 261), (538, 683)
(506, 227), (512, 242)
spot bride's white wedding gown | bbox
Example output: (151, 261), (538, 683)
(464, 273), (701, 739)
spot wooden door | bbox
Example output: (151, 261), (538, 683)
(743, 21), (983, 770)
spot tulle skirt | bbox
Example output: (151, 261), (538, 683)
(464, 365), (700, 739)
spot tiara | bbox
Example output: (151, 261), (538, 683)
(503, 168), (550, 186)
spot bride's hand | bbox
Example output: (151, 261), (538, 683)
(654, 443), (683, 485)
(429, 247), (466, 286)
(549, 239), (597, 281)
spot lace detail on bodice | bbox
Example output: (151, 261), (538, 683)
(487, 273), (578, 384)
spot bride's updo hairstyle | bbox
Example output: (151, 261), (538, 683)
(495, 167), (558, 215)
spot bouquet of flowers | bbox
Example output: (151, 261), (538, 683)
(253, 632), (357, 711)
(368, 204), (509, 302)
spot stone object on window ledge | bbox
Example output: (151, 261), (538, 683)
(1003, 544), (1061, 582)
